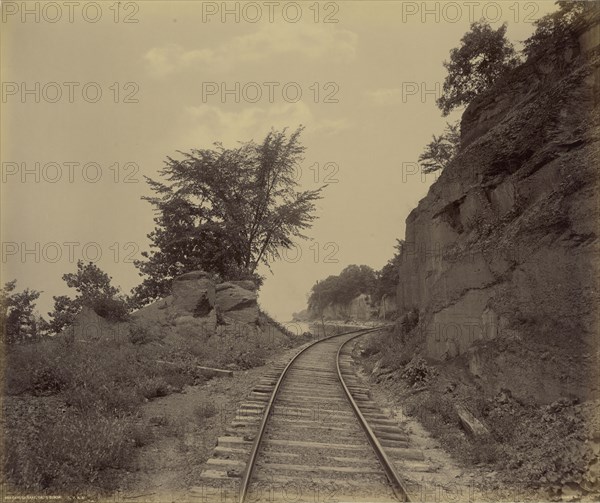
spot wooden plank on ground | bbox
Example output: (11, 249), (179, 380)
(197, 365), (234, 378)
(455, 404), (490, 438)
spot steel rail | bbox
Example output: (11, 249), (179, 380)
(336, 331), (411, 502)
(237, 325), (385, 503)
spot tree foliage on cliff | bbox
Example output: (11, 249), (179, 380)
(523, 1), (590, 60)
(418, 122), (460, 174)
(437, 21), (520, 116)
(48, 261), (129, 333)
(132, 127), (324, 306)
(308, 265), (377, 312)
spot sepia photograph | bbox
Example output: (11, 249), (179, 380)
(1, 1), (599, 502)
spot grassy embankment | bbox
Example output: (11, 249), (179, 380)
(2, 312), (306, 495)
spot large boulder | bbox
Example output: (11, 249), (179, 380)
(216, 281), (258, 324)
(167, 271), (217, 333)
(132, 271), (259, 336)
(172, 271), (215, 316)
(61, 306), (129, 343)
(228, 280), (257, 291)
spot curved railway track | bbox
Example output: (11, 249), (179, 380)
(195, 328), (415, 503)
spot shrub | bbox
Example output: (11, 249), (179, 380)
(401, 356), (438, 386)
(31, 367), (67, 396)
(373, 329), (411, 371)
(149, 415), (169, 426)
(137, 377), (170, 400)
(4, 344), (51, 395)
(234, 348), (266, 369)
(485, 406), (520, 443)
(161, 371), (191, 392)
(418, 122), (460, 174)
(194, 402), (218, 421)
(400, 310), (419, 334)
(419, 393), (459, 425)
(128, 323), (154, 345)
(64, 384), (142, 414)
(467, 436), (505, 465)
(185, 339), (207, 359)
(62, 386), (96, 410)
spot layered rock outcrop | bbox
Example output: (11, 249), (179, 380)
(396, 21), (599, 403)
(378, 294), (397, 319)
(301, 294), (397, 322)
(307, 293), (376, 321)
(216, 281), (258, 324)
(132, 271), (258, 332)
(172, 271), (215, 315)
(62, 306), (122, 342)
(63, 271), (260, 342)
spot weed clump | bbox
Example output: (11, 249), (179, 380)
(194, 402), (218, 422)
(401, 356), (438, 386)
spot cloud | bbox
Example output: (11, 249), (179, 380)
(365, 88), (404, 106)
(178, 102), (351, 148)
(144, 45), (216, 77)
(144, 24), (358, 76)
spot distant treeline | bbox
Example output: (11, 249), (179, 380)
(308, 240), (403, 313)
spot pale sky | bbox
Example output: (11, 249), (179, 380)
(1, 1), (559, 322)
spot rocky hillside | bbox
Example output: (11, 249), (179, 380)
(395, 19), (599, 405)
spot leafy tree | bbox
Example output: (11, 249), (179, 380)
(48, 261), (128, 333)
(1, 280), (43, 344)
(372, 239), (404, 302)
(63, 260), (120, 304)
(437, 21), (520, 116)
(418, 122), (460, 173)
(0, 280), (17, 335)
(307, 243), (406, 314)
(132, 127), (324, 306)
(33, 314), (51, 338)
(308, 265), (377, 312)
(47, 295), (82, 334)
(523, 1), (589, 60)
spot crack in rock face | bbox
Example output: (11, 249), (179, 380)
(193, 294), (213, 318)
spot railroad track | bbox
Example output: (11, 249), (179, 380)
(193, 327), (419, 503)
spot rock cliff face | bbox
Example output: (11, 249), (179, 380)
(301, 294), (397, 322)
(396, 23), (599, 404)
(378, 295), (397, 319)
(306, 293), (376, 321)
